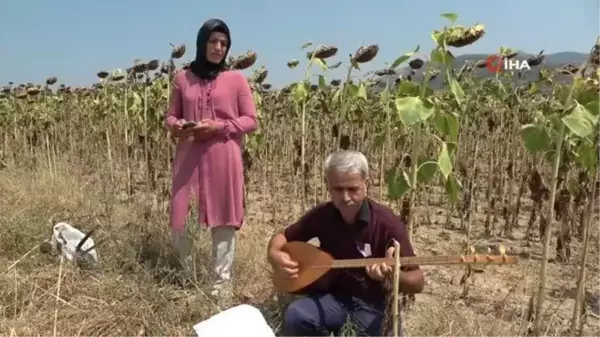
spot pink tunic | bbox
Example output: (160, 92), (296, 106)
(164, 69), (258, 232)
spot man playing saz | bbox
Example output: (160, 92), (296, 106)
(267, 150), (425, 336)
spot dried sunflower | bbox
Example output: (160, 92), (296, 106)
(402, 74), (413, 82)
(446, 24), (485, 48)
(112, 73), (125, 81)
(171, 44), (186, 59)
(527, 50), (544, 67)
(230, 51), (257, 70)
(475, 59), (487, 68)
(281, 84), (294, 94)
(147, 60), (160, 71)
(45, 77), (57, 85)
(306, 45), (338, 60)
(26, 87), (40, 96)
(409, 58), (424, 70)
(427, 68), (440, 80)
(375, 69), (395, 76)
(253, 66), (268, 84)
(457, 62), (473, 76)
(352, 44), (379, 63)
(161, 63), (172, 74)
(133, 60), (147, 73)
(503, 51), (518, 59)
(96, 71), (109, 79)
(330, 79), (341, 86)
(559, 63), (579, 75)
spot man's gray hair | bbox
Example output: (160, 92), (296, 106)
(323, 150), (369, 180)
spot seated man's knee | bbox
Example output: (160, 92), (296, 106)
(284, 300), (313, 330)
(284, 295), (346, 336)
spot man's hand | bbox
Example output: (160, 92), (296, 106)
(268, 249), (299, 279)
(365, 246), (395, 281)
(191, 119), (222, 140)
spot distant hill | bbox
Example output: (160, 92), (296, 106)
(373, 51), (590, 91)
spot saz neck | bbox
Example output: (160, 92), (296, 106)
(329, 254), (517, 269)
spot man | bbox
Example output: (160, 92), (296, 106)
(267, 150), (425, 336)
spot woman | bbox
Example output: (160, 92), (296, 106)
(163, 18), (258, 299)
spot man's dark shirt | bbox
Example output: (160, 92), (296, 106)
(283, 198), (419, 304)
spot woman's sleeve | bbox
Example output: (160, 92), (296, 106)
(218, 72), (258, 139)
(164, 73), (183, 129)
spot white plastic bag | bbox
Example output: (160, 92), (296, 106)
(193, 304), (275, 337)
(50, 222), (99, 265)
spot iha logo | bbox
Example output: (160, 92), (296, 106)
(485, 55), (531, 73)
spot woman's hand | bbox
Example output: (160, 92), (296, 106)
(170, 119), (194, 139)
(191, 119), (222, 140)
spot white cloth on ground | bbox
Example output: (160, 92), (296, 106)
(192, 304), (275, 337)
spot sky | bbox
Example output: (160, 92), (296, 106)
(1, 0), (598, 88)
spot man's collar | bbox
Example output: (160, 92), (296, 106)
(356, 199), (371, 225)
(330, 198), (371, 226)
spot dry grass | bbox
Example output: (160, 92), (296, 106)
(0, 159), (598, 336)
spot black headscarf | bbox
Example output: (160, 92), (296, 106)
(189, 19), (231, 80)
